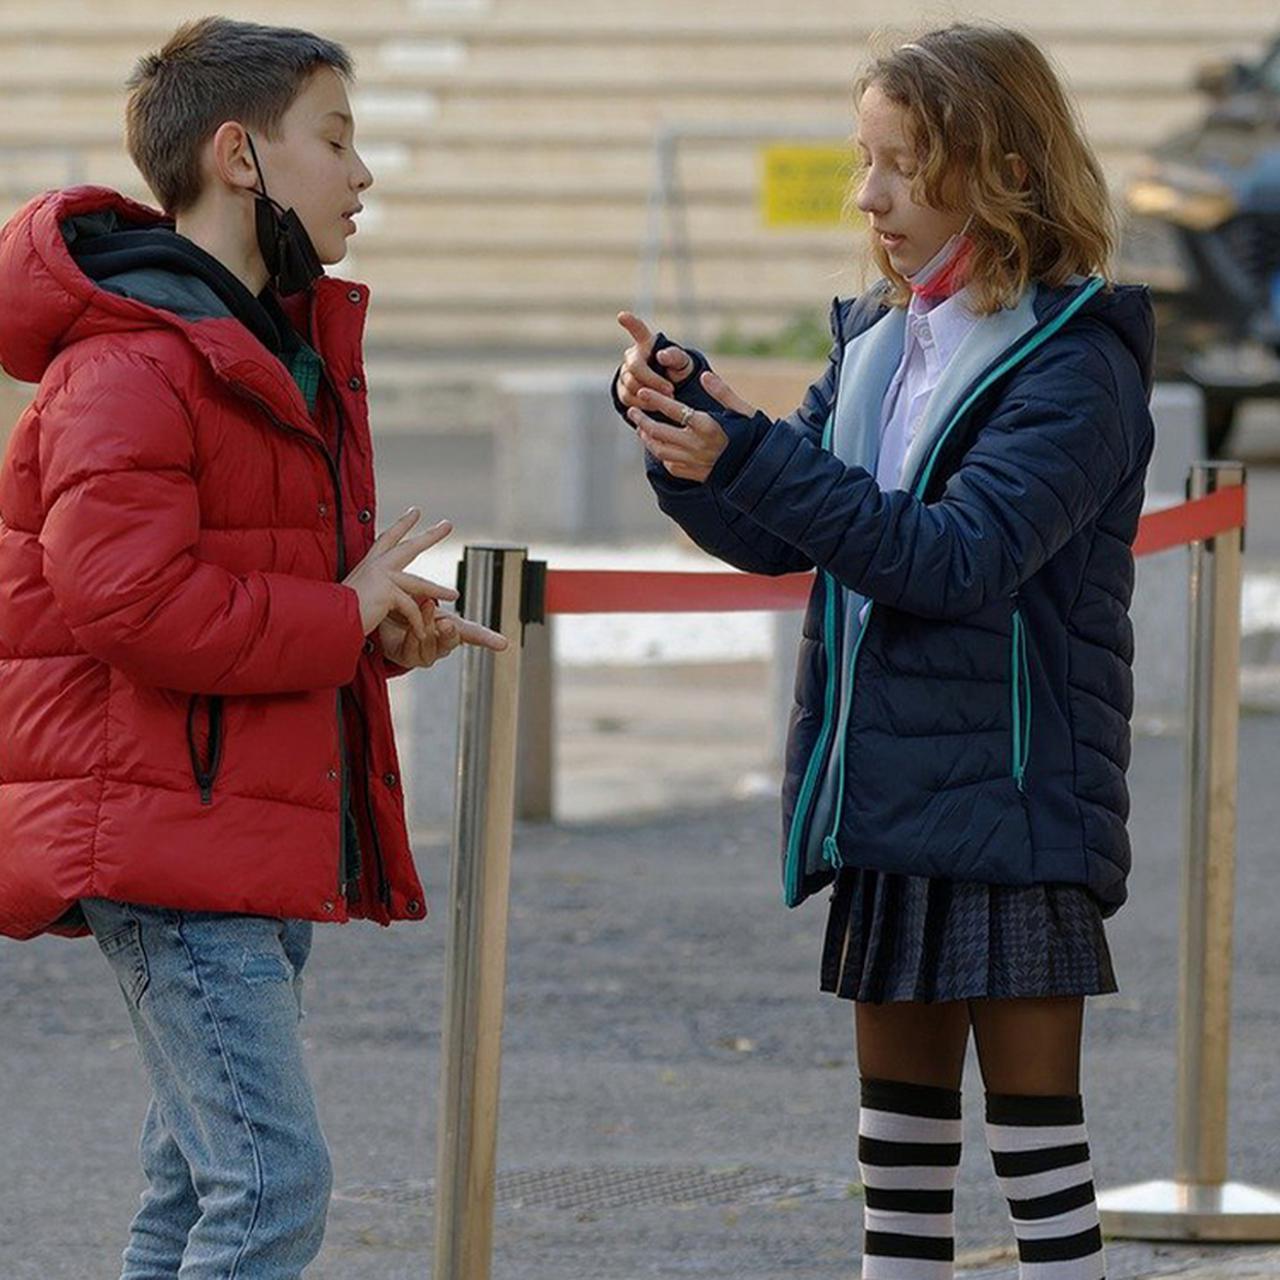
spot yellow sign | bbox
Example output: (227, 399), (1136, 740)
(760, 145), (858, 228)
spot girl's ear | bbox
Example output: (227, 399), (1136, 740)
(1005, 152), (1029, 189)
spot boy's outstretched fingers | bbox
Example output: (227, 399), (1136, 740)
(455, 617), (509, 652)
(374, 505), (422, 548)
(373, 509), (449, 556)
(391, 569), (459, 603)
(385, 518), (454, 571)
(392, 588), (429, 640)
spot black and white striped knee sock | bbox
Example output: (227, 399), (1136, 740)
(858, 1077), (962, 1280)
(985, 1092), (1107, 1279)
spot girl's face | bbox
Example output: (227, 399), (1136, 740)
(854, 83), (968, 277)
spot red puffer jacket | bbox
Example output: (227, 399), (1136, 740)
(0, 186), (427, 940)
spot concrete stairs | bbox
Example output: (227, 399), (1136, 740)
(0, 0), (1274, 368)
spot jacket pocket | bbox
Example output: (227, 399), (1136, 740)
(1010, 602), (1032, 792)
(186, 694), (225, 806)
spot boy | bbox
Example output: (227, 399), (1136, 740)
(0, 17), (505, 1276)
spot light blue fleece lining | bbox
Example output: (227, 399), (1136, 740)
(799, 306), (905, 879)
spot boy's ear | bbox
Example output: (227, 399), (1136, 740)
(209, 121), (260, 195)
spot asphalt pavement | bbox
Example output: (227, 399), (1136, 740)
(2, 703), (1278, 1278)
(3, 399), (1279, 1278)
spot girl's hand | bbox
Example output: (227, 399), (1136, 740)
(378, 600), (509, 670)
(625, 371), (760, 484)
(615, 312), (695, 409)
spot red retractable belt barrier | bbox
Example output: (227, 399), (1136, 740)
(542, 487), (1246, 617)
(1130, 485), (1245, 558)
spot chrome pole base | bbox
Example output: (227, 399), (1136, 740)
(1099, 1179), (1280, 1242)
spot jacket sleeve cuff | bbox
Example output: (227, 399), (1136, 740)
(261, 576), (366, 689)
(705, 409), (777, 491)
(716, 417), (810, 516)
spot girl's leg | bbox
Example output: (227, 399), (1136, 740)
(970, 997), (1106, 1280)
(854, 1001), (971, 1280)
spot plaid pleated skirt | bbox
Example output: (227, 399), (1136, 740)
(819, 867), (1118, 1004)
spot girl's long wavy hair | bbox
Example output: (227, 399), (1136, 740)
(851, 24), (1116, 313)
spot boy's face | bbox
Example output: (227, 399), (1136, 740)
(251, 66), (373, 266)
(853, 83), (968, 278)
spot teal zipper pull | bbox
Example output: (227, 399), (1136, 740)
(1010, 604), (1032, 792)
(822, 835), (844, 869)
(1018, 614), (1033, 792)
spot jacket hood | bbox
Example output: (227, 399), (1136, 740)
(66, 208), (287, 356)
(0, 187), (171, 382)
(832, 275), (1156, 399)
(0, 187), (325, 412)
(1033, 278), (1156, 399)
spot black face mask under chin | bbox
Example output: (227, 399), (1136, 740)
(245, 134), (323, 296)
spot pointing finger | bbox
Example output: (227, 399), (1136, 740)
(617, 311), (654, 347)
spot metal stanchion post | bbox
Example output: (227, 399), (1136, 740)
(1100, 463), (1280, 1241)
(515, 616), (554, 822)
(433, 545), (538, 1280)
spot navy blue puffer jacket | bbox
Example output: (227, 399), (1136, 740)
(618, 276), (1155, 917)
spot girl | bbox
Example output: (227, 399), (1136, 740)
(612, 24), (1154, 1280)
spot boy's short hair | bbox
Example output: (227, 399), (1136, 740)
(125, 16), (354, 215)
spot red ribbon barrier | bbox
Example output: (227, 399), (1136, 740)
(1130, 485), (1245, 558)
(542, 487), (1246, 616)
(545, 569), (813, 615)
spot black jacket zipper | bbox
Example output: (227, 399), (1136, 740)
(223, 379), (356, 896)
(316, 363), (392, 911)
(186, 693), (224, 805)
(345, 686), (392, 909)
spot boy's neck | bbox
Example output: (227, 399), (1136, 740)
(174, 202), (269, 297)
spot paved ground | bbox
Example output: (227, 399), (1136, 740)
(3, 701), (1278, 1278)
(1148, 1250), (1280, 1279)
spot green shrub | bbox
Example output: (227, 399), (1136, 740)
(711, 308), (832, 359)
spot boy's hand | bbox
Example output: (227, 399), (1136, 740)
(625, 372), (759, 483)
(615, 312), (695, 409)
(343, 508), (459, 638)
(378, 601), (508, 669)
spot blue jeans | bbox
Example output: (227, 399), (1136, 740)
(81, 898), (331, 1280)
